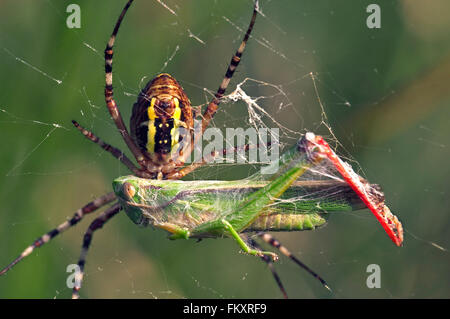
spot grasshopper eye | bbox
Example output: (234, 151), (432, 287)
(122, 182), (136, 200)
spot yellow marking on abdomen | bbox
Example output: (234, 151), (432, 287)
(170, 99), (182, 152)
(147, 98), (157, 153)
(146, 97), (183, 155)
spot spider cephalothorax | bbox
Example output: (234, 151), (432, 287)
(131, 73), (193, 166)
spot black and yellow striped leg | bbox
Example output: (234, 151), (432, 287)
(104, 0), (148, 169)
(257, 232), (332, 292)
(245, 235), (288, 299)
(72, 203), (122, 299)
(200, 0), (259, 135)
(72, 120), (152, 178)
(0, 192), (116, 276)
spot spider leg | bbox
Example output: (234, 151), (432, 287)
(72, 203), (122, 299)
(257, 232), (332, 292)
(0, 192), (116, 276)
(72, 120), (152, 178)
(104, 0), (148, 168)
(243, 235), (288, 299)
(165, 162), (204, 180)
(201, 0), (259, 134)
(166, 142), (262, 179)
(178, 1), (259, 165)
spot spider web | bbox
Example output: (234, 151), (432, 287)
(0, 0), (449, 299)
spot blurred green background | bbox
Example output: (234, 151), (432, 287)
(0, 0), (449, 299)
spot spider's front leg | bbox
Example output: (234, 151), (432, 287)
(177, 0), (260, 166)
(200, 0), (259, 134)
(103, 0), (150, 169)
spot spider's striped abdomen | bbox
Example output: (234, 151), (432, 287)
(146, 97), (181, 155)
(131, 73), (193, 165)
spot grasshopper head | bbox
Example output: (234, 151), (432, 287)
(113, 176), (148, 226)
(113, 176), (140, 203)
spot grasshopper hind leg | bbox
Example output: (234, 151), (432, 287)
(221, 219), (278, 261)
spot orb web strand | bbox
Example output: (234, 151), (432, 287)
(0, 192), (116, 276)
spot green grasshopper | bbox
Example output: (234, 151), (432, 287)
(115, 135), (366, 241)
(113, 133), (391, 296)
